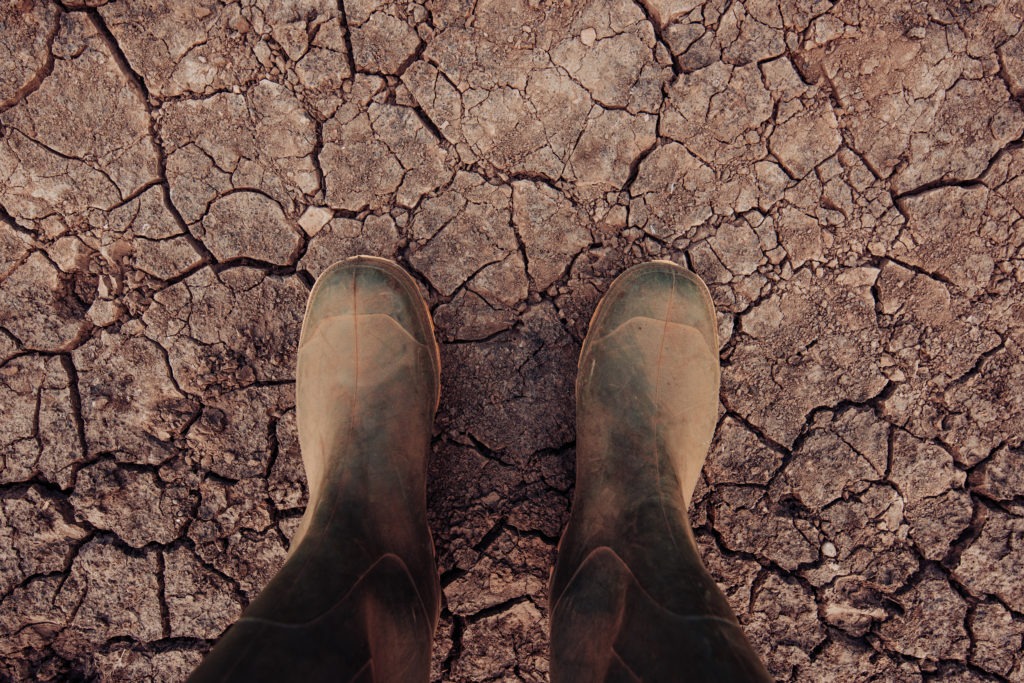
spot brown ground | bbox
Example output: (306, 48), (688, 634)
(2, 0), (1024, 680)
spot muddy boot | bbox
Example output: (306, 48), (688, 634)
(549, 261), (772, 682)
(190, 256), (441, 683)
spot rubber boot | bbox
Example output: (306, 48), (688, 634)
(189, 256), (441, 683)
(549, 261), (772, 682)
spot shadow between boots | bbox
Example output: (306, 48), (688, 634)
(188, 256), (772, 683)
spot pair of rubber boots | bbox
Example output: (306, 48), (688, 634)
(189, 257), (771, 682)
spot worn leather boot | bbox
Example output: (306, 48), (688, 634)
(550, 261), (772, 682)
(190, 256), (441, 683)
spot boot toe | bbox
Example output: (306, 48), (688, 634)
(575, 261), (720, 508)
(583, 261), (718, 354)
(296, 255), (441, 447)
(300, 256), (436, 351)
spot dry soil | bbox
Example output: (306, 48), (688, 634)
(2, 0), (1024, 681)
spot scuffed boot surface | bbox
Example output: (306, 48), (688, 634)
(190, 257), (440, 683)
(550, 261), (771, 682)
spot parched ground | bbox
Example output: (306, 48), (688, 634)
(2, 0), (1024, 680)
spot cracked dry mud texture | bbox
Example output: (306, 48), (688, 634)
(1, 0), (1024, 680)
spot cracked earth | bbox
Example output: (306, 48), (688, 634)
(1, 0), (1023, 680)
